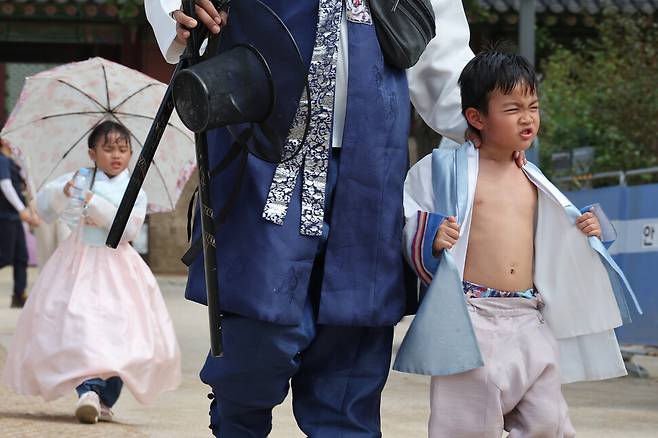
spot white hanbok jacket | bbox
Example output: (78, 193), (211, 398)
(394, 142), (641, 383)
(37, 169), (146, 246)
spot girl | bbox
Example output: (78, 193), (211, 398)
(1, 121), (181, 424)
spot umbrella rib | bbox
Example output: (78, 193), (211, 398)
(106, 113), (176, 210)
(0, 111), (107, 136)
(112, 111), (194, 140)
(102, 63), (111, 109)
(56, 79), (108, 112)
(37, 121), (103, 191)
(110, 84), (159, 112)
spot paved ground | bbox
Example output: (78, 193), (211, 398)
(1, 268), (658, 437)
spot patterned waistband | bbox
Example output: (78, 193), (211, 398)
(462, 280), (537, 299)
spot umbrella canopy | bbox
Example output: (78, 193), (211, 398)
(0, 57), (195, 213)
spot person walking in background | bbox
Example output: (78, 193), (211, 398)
(0, 137), (39, 308)
(1, 121), (181, 424)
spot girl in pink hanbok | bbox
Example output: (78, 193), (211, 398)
(1, 121), (181, 424)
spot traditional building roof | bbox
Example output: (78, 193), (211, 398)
(478, 0), (658, 15)
(0, 0), (141, 21)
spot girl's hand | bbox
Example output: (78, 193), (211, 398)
(172, 0), (228, 45)
(432, 216), (460, 255)
(63, 178), (75, 197)
(576, 209), (602, 238)
(63, 169), (81, 197)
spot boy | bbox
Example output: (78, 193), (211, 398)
(394, 51), (640, 437)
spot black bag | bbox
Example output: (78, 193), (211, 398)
(369, 0), (436, 69)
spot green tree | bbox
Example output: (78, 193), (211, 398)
(539, 13), (658, 183)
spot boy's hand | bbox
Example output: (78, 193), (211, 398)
(576, 209), (602, 238)
(465, 128), (526, 168)
(172, 0), (228, 45)
(432, 216), (460, 255)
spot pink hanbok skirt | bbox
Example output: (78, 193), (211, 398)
(2, 231), (181, 405)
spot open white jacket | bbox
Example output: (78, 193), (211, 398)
(394, 142), (641, 383)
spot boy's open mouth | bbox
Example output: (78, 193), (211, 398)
(520, 128), (533, 138)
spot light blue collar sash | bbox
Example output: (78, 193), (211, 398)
(394, 145), (484, 376)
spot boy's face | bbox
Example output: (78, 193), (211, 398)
(469, 83), (540, 153)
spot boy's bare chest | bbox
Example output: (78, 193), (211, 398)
(473, 169), (537, 216)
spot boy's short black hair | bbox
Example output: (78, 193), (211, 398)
(458, 49), (537, 123)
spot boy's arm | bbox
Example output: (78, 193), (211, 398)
(406, 0), (474, 144)
(403, 155), (447, 285)
(579, 204), (617, 249)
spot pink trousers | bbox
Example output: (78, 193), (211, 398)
(429, 297), (576, 438)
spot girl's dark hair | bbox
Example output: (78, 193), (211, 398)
(87, 120), (132, 187)
(88, 120), (131, 150)
(458, 49), (537, 129)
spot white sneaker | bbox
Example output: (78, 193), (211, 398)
(75, 391), (100, 424)
(99, 403), (114, 422)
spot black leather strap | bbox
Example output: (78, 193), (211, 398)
(181, 128), (252, 267)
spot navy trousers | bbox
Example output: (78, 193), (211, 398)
(0, 219), (27, 297)
(201, 300), (394, 437)
(200, 149), (395, 437)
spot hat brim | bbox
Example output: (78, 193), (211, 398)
(210, 0), (310, 163)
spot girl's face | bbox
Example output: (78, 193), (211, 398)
(88, 130), (132, 177)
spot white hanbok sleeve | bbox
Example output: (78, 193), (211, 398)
(85, 190), (147, 243)
(407, 0), (474, 143)
(36, 173), (74, 224)
(145, 0), (186, 63)
(403, 154), (445, 285)
(0, 179), (25, 212)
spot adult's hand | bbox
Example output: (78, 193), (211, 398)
(512, 150), (527, 168)
(19, 208), (39, 227)
(464, 127), (527, 168)
(172, 0), (228, 45)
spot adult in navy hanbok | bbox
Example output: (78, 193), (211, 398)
(146, 0), (474, 435)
